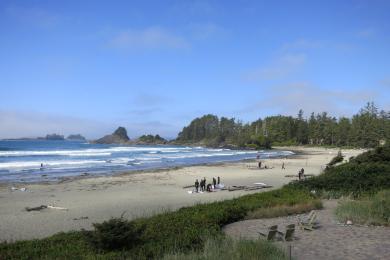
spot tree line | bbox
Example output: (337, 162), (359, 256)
(175, 102), (390, 149)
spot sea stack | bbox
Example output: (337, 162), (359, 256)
(93, 127), (130, 144)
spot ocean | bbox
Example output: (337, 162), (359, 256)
(0, 140), (293, 183)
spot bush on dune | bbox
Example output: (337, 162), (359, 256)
(290, 144), (390, 197)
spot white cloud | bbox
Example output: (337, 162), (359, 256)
(110, 26), (189, 50)
(245, 53), (306, 81)
(238, 82), (378, 117)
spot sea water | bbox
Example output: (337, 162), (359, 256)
(0, 140), (293, 183)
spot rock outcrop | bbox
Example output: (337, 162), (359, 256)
(137, 134), (167, 144)
(93, 127), (130, 144)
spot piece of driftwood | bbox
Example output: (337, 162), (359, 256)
(285, 174), (315, 178)
(25, 205), (47, 211)
(25, 205), (68, 212)
(183, 185), (195, 189)
(47, 205), (68, 210)
(227, 185), (272, 191)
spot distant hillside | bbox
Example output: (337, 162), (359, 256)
(45, 134), (65, 140)
(67, 134), (86, 141)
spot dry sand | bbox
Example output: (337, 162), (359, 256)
(0, 147), (363, 242)
(223, 200), (390, 260)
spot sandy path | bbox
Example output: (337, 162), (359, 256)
(0, 147), (362, 242)
(223, 200), (390, 260)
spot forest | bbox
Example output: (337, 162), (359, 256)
(175, 102), (390, 149)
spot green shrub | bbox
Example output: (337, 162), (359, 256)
(328, 150), (344, 166)
(351, 144), (390, 164)
(291, 162), (390, 197)
(290, 145), (390, 198)
(86, 217), (143, 251)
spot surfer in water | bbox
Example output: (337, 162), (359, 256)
(40, 163), (44, 170)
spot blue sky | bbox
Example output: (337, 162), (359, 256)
(0, 0), (389, 139)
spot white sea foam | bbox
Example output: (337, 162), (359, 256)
(0, 160), (105, 169)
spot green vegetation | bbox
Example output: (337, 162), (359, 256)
(0, 186), (315, 259)
(335, 190), (390, 226)
(163, 237), (288, 260)
(246, 200), (322, 220)
(327, 150), (344, 166)
(290, 144), (390, 198)
(138, 134), (167, 144)
(175, 102), (390, 149)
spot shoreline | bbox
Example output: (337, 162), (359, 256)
(0, 147), (363, 242)
(0, 148), (301, 186)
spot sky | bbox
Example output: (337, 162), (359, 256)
(0, 0), (389, 139)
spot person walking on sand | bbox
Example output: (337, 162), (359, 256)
(213, 177), (216, 187)
(217, 176), (220, 185)
(195, 179), (199, 193)
(298, 169), (304, 180)
(301, 168), (305, 179)
(258, 161), (262, 169)
(282, 162), (285, 170)
(200, 179), (204, 191)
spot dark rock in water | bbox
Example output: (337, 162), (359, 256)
(67, 134), (86, 141)
(45, 134), (65, 140)
(93, 127), (130, 144)
(137, 134), (167, 144)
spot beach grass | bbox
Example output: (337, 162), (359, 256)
(335, 190), (390, 226)
(245, 199), (322, 220)
(162, 237), (288, 260)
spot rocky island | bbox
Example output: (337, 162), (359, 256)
(66, 134), (86, 141)
(93, 127), (130, 144)
(44, 134), (65, 140)
(137, 134), (168, 144)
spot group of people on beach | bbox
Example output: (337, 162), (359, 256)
(195, 176), (221, 192)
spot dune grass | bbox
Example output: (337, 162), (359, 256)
(335, 190), (390, 226)
(163, 237), (289, 260)
(245, 199), (322, 220)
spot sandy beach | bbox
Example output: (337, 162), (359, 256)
(0, 147), (363, 242)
